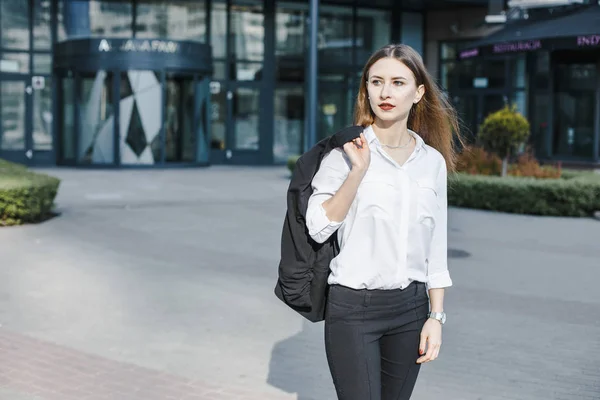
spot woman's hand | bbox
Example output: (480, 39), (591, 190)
(342, 132), (371, 173)
(416, 319), (442, 364)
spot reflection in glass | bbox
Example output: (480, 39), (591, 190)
(512, 54), (526, 88)
(276, 3), (307, 58)
(440, 43), (457, 60)
(512, 91), (527, 117)
(401, 12), (423, 55)
(482, 95), (506, 123)
(1, 82), (26, 151)
(233, 87), (260, 150)
(34, 0), (52, 50)
(477, 59), (506, 89)
(211, 0), (227, 59)
(231, 1), (264, 61)
(78, 71), (114, 164)
(1, 53), (30, 74)
(232, 62), (262, 81)
(1, 2), (30, 49)
(120, 71), (163, 165)
(319, 80), (352, 141)
(440, 62), (457, 92)
(274, 86), (304, 163)
(165, 76), (196, 163)
(454, 95), (477, 141)
(33, 80), (53, 151)
(210, 89), (226, 150)
(553, 64), (596, 158)
(33, 54), (52, 74)
(195, 77), (211, 163)
(61, 77), (75, 160)
(58, 0), (133, 40)
(318, 5), (353, 64)
(531, 94), (550, 158)
(357, 8), (391, 56)
(135, 1), (206, 41)
(213, 61), (226, 80)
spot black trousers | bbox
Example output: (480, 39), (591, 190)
(324, 281), (429, 400)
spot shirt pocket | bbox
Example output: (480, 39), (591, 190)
(416, 179), (439, 231)
(357, 173), (396, 219)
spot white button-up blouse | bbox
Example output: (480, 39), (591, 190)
(306, 125), (452, 291)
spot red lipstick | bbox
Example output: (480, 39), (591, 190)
(379, 103), (395, 111)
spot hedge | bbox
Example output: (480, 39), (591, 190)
(448, 171), (600, 217)
(286, 156), (600, 217)
(0, 159), (61, 226)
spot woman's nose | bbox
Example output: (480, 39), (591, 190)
(380, 83), (391, 99)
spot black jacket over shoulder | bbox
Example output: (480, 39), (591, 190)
(274, 125), (364, 322)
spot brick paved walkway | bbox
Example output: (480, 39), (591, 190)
(0, 329), (290, 400)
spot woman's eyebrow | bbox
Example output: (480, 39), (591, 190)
(369, 75), (407, 80)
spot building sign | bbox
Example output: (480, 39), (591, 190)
(459, 48), (479, 59)
(97, 39), (179, 54)
(459, 34), (600, 60)
(493, 40), (542, 54)
(577, 35), (600, 47)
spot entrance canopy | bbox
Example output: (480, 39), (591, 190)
(458, 5), (600, 59)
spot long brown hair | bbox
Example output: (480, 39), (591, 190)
(353, 44), (464, 171)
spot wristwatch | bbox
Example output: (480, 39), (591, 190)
(428, 312), (446, 325)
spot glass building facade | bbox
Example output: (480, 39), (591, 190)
(446, 4), (600, 165)
(0, 0), (488, 167)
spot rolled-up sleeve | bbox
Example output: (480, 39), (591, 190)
(426, 161), (453, 290)
(306, 148), (349, 243)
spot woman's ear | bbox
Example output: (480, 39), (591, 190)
(414, 84), (425, 104)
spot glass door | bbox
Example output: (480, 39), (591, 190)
(77, 70), (116, 165)
(0, 76), (32, 165)
(165, 72), (196, 164)
(164, 72), (211, 165)
(221, 82), (262, 164)
(553, 63), (597, 159)
(119, 70), (163, 166)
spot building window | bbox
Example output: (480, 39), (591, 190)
(553, 63), (597, 159)
(276, 2), (306, 59)
(400, 12), (423, 55)
(58, 0), (133, 40)
(318, 5), (353, 66)
(33, 0), (52, 50)
(356, 8), (391, 62)
(1, 1), (30, 50)
(33, 78), (53, 151)
(135, 1), (206, 42)
(230, 0), (264, 62)
(211, 0), (226, 59)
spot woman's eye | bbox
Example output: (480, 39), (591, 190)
(371, 80), (381, 86)
(394, 81), (403, 86)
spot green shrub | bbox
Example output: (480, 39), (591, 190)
(448, 172), (600, 217)
(478, 104), (530, 176)
(287, 155), (300, 173)
(0, 159), (60, 226)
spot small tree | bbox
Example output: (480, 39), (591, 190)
(478, 104), (530, 177)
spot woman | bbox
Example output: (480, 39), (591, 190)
(305, 44), (463, 400)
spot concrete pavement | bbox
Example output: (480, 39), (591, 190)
(0, 166), (599, 400)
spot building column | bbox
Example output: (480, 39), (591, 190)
(63, 0), (91, 37)
(305, 0), (319, 151)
